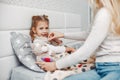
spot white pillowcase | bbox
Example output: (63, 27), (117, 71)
(10, 32), (44, 72)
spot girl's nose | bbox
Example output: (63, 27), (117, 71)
(43, 30), (48, 33)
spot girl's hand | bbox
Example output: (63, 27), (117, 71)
(66, 47), (76, 53)
(36, 61), (57, 72)
(50, 38), (63, 45)
(48, 32), (64, 41)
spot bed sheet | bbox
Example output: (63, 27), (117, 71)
(11, 66), (46, 80)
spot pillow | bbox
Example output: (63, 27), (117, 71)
(10, 32), (44, 72)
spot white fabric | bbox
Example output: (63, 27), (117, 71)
(0, 31), (15, 57)
(0, 30), (29, 58)
(47, 44), (66, 53)
(33, 36), (66, 56)
(0, 56), (20, 80)
(44, 70), (75, 80)
(0, 30), (29, 80)
(56, 7), (114, 69)
(11, 66), (46, 80)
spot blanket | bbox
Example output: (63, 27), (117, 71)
(43, 53), (95, 80)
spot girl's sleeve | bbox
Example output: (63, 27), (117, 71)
(47, 44), (66, 53)
(32, 39), (41, 55)
(56, 8), (112, 69)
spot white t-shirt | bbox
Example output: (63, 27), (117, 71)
(56, 7), (120, 69)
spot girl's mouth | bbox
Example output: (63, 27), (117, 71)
(41, 33), (48, 37)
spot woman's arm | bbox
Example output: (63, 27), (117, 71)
(56, 8), (112, 69)
(64, 31), (89, 41)
(49, 31), (89, 41)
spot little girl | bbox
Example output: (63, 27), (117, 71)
(30, 15), (75, 62)
(30, 15), (95, 80)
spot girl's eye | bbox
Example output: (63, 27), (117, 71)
(39, 28), (43, 30)
(46, 27), (49, 29)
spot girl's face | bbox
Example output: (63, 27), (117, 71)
(34, 21), (49, 37)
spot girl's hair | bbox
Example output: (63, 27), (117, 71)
(89, 0), (120, 35)
(30, 15), (49, 41)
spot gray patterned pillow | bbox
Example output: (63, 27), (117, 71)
(10, 32), (44, 72)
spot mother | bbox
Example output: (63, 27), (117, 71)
(36, 0), (120, 80)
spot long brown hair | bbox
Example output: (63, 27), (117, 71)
(30, 15), (49, 41)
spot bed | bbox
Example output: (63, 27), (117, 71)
(0, 3), (82, 80)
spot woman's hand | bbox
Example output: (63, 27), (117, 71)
(48, 32), (64, 41)
(36, 61), (57, 72)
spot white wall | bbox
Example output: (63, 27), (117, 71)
(0, 0), (90, 30)
(0, 3), (84, 43)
